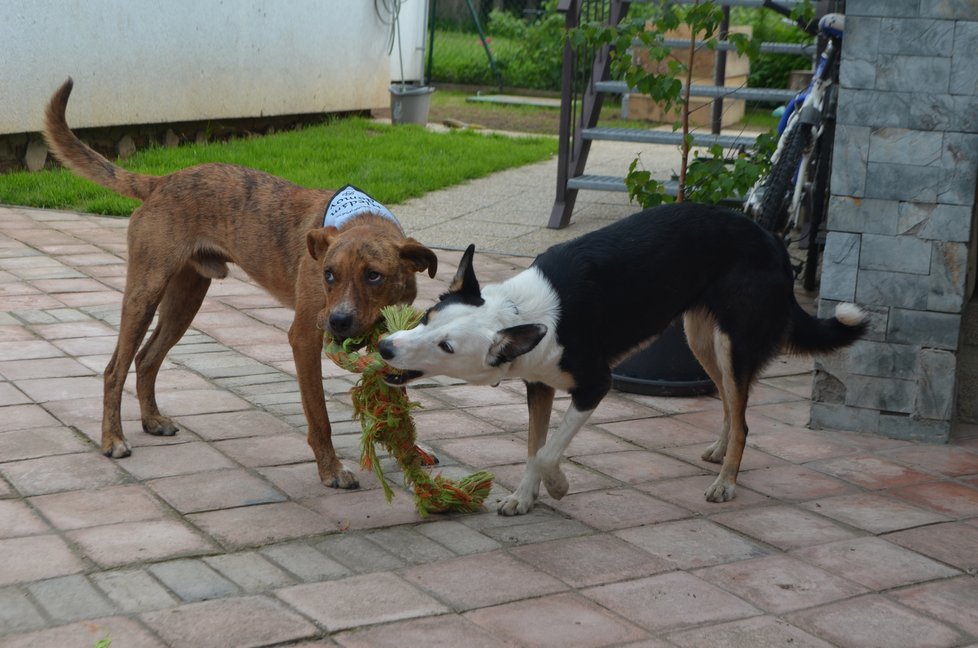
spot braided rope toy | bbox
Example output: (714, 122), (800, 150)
(323, 304), (493, 516)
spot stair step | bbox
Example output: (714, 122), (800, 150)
(594, 81), (797, 104)
(566, 174), (744, 206)
(567, 174), (680, 193)
(582, 127), (759, 149)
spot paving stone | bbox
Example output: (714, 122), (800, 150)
(479, 516), (594, 547)
(0, 452), (127, 496)
(414, 520), (502, 556)
(67, 519), (217, 568)
(695, 554), (867, 614)
(892, 576), (978, 637)
(302, 489), (422, 531)
(29, 484), (167, 530)
(314, 533), (405, 574)
(582, 571), (760, 634)
(91, 569), (179, 613)
(800, 491), (949, 533)
(615, 518), (770, 569)
(117, 441), (238, 480)
(711, 505), (858, 551)
(548, 488), (691, 531)
(510, 534), (672, 588)
(465, 592), (648, 647)
(886, 480), (978, 518)
(0, 426), (90, 462)
(276, 572), (449, 632)
(885, 521), (978, 570)
(667, 615), (836, 648)
(204, 552), (297, 592)
(27, 574), (115, 623)
(141, 595), (318, 648)
(0, 586), (46, 635)
(148, 559), (239, 602)
(793, 536), (960, 590)
(189, 501), (336, 548)
(787, 594), (963, 648)
(809, 454), (935, 490)
(0, 616), (167, 648)
(0, 499), (48, 538)
(0, 535), (84, 586)
(261, 541), (353, 581)
(146, 469), (286, 513)
(400, 551), (567, 612)
(333, 614), (512, 648)
(213, 434), (314, 467)
(364, 527), (456, 564)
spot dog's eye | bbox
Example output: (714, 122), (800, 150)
(438, 340), (454, 354)
(366, 271), (383, 285)
(324, 270), (335, 284)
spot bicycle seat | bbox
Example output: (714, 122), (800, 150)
(819, 13), (845, 39)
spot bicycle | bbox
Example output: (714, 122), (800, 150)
(744, 3), (845, 291)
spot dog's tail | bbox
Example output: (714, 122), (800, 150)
(787, 301), (867, 355)
(43, 78), (158, 201)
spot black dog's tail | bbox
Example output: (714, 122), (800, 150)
(787, 301), (867, 355)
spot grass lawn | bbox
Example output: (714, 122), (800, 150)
(0, 116), (556, 216)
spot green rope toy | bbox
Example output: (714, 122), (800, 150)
(323, 304), (493, 516)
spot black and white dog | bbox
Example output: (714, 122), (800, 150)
(379, 203), (866, 515)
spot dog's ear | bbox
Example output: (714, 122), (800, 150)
(306, 228), (338, 261)
(487, 324), (547, 367)
(449, 244), (481, 299)
(400, 239), (438, 278)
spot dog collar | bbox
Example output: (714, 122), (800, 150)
(322, 185), (402, 233)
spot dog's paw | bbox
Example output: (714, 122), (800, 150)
(497, 493), (535, 516)
(324, 467), (360, 490)
(704, 477), (736, 503)
(701, 440), (725, 464)
(542, 467), (569, 500)
(102, 438), (132, 459)
(142, 415), (178, 437)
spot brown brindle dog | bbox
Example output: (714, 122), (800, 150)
(42, 78), (437, 489)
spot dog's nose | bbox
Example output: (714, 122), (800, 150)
(378, 339), (395, 360)
(328, 312), (354, 336)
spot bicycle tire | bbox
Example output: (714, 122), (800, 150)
(802, 118), (834, 291)
(756, 122), (811, 234)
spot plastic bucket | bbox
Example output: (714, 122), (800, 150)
(389, 85), (435, 125)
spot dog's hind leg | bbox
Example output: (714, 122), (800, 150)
(703, 329), (750, 503)
(499, 401), (592, 516)
(525, 381), (555, 457)
(135, 264), (211, 436)
(101, 261), (174, 458)
(683, 311), (728, 464)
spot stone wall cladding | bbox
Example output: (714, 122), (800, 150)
(813, 0), (978, 440)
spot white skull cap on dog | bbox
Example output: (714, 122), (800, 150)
(322, 185), (402, 232)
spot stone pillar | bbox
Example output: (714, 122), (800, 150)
(811, 0), (978, 442)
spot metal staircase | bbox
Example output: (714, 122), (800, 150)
(549, 0), (814, 229)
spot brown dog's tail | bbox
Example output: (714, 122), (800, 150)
(43, 78), (158, 201)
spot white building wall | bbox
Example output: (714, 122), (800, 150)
(1, 0), (395, 134)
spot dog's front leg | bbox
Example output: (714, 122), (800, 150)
(498, 403), (593, 516)
(288, 317), (358, 490)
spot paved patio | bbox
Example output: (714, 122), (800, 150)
(1, 147), (978, 647)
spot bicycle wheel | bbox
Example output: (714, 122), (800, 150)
(756, 122), (811, 234)
(801, 119), (834, 291)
